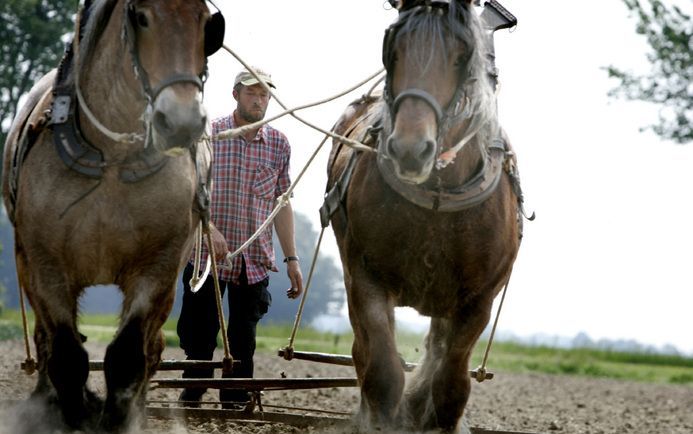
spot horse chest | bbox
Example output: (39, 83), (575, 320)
(17, 151), (195, 280)
(349, 200), (505, 316)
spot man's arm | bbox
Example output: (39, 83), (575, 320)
(205, 221), (229, 261)
(275, 201), (304, 298)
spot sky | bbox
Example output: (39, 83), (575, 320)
(201, 1), (693, 355)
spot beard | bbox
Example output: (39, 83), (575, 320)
(237, 104), (266, 123)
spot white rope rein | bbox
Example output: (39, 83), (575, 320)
(196, 48), (385, 272)
(217, 45), (377, 154)
(72, 8), (145, 145)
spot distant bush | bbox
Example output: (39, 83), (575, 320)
(668, 373), (693, 385)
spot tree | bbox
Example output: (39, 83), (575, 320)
(265, 213), (346, 325)
(606, 0), (692, 144)
(0, 0), (77, 149)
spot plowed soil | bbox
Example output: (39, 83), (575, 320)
(0, 340), (691, 434)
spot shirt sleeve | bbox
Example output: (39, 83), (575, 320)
(275, 134), (292, 198)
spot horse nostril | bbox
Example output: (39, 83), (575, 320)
(419, 140), (436, 161)
(153, 110), (173, 136)
(198, 115), (208, 135)
(386, 136), (398, 158)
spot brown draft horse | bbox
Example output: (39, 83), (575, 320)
(1, 0), (223, 431)
(325, 0), (525, 432)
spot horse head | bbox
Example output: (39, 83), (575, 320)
(76, 0), (225, 155)
(122, 0), (224, 152)
(379, 0), (497, 185)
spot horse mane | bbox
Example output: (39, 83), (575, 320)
(387, 1), (499, 148)
(63, 0), (122, 87)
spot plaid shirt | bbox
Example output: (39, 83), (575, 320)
(192, 113), (292, 284)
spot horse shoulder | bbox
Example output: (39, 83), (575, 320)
(327, 95), (381, 186)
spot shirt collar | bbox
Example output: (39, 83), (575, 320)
(230, 111), (268, 143)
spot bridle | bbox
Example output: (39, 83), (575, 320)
(381, 0), (479, 168)
(373, 0), (511, 212)
(68, 0), (225, 148)
(122, 0), (225, 106)
(121, 0), (225, 144)
(48, 0), (224, 182)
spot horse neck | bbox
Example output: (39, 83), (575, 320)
(77, 7), (147, 155)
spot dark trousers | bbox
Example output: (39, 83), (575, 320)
(177, 260), (271, 402)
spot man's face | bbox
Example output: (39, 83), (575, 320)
(235, 84), (270, 123)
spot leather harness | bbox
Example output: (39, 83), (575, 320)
(5, 0), (219, 225)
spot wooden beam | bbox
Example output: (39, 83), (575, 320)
(151, 377), (358, 391)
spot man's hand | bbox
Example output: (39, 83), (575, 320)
(286, 260), (303, 299)
(205, 224), (229, 261)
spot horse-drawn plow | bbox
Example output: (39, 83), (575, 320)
(84, 353), (541, 434)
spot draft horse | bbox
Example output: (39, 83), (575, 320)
(2, 0), (224, 431)
(325, 0), (526, 432)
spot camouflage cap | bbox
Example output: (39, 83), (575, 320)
(233, 67), (275, 89)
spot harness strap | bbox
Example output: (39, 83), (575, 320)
(392, 89), (444, 125)
(377, 138), (507, 212)
(53, 115), (105, 179)
(320, 151), (360, 228)
(320, 110), (379, 228)
(49, 88), (170, 183)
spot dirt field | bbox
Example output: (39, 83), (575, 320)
(0, 339), (691, 434)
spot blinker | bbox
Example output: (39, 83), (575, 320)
(204, 11), (225, 56)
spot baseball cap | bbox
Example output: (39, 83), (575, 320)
(233, 67), (276, 89)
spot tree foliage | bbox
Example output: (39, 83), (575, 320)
(266, 213), (346, 324)
(606, 0), (692, 144)
(0, 0), (77, 147)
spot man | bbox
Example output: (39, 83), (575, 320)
(177, 67), (304, 408)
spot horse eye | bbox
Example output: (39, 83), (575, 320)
(136, 12), (149, 28)
(454, 55), (468, 69)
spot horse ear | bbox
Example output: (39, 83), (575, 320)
(398, 0), (418, 11)
(204, 11), (225, 57)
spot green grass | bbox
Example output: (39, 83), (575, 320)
(1, 309), (691, 386)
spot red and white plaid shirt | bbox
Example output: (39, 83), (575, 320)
(192, 113), (292, 284)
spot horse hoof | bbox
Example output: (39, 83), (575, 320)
(456, 416), (472, 434)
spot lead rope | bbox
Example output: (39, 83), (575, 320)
(18, 286), (36, 375)
(471, 270), (513, 383)
(203, 226), (234, 374)
(280, 227), (326, 360)
(216, 45), (377, 155)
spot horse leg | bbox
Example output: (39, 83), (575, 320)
(25, 272), (91, 429)
(14, 248), (52, 398)
(400, 317), (444, 429)
(101, 274), (174, 432)
(30, 317), (54, 397)
(418, 299), (493, 432)
(347, 267), (403, 429)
